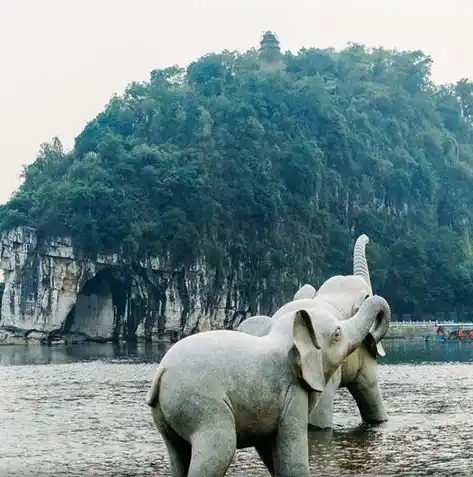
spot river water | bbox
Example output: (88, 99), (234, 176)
(1, 338), (473, 476)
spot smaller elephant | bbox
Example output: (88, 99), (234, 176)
(147, 295), (390, 477)
(237, 234), (390, 429)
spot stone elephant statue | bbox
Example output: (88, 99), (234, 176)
(146, 294), (391, 477)
(237, 234), (390, 429)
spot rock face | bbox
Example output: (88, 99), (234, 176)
(0, 227), (259, 343)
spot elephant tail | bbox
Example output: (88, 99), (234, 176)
(146, 365), (167, 408)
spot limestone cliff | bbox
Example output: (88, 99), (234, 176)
(0, 227), (256, 344)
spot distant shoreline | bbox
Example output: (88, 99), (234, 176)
(386, 323), (437, 339)
(0, 323), (463, 345)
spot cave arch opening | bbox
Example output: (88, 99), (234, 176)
(62, 267), (129, 342)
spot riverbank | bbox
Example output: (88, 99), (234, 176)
(385, 323), (436, 339)
(1, 323), (437, 345)
(0, 327), (175, 346)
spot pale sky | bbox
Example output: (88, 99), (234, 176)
(0, 0), (471, 205)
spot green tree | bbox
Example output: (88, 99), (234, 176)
(3, 42), (473, 317)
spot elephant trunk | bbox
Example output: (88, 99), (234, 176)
(342, 295), (391, 356)
(363, 305), (391, 357)
(353, 234), (372, 294)
(368, 310), (390, 344)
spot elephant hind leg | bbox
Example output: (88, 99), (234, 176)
(347, 379), (388, 424)
(187, 411), (237, 477)
(160, 424), (191, 477)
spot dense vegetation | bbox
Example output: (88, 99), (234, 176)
(3, 41), (473, 319)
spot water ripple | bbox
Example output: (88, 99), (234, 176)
(0, 345), (472, 476)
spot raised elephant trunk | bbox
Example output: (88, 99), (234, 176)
(353, 234), (372, 294)
(352, 234), (390, 356)
(342, 295), (391, 357)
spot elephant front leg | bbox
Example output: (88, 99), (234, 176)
(272, 391), (312, 477)
(307, 372), (340, 430)
(347, 377), (388, 424)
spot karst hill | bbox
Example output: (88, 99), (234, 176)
(2, 33), (473, 329)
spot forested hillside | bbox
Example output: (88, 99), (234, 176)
(3, 38), (473, 319)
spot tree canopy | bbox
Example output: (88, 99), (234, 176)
(3, 42), (473, 319)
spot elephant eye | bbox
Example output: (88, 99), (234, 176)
(333, 326), (342, 342)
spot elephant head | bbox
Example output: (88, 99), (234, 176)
(238, 234), (389, 357)
(271, 295), (391, 393)
(315, 234), (388, 358)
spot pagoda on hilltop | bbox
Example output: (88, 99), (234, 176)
(258, 31), (283, 70)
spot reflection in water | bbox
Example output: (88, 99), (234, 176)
(309, 424), (386, 475)
(0, 339), (473, 476)
(0, 341), (170, 366)
(382, 338), (473, 364)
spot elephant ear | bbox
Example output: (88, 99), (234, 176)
(293, 284), (317, 300)
(288, 309), (326, 392)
